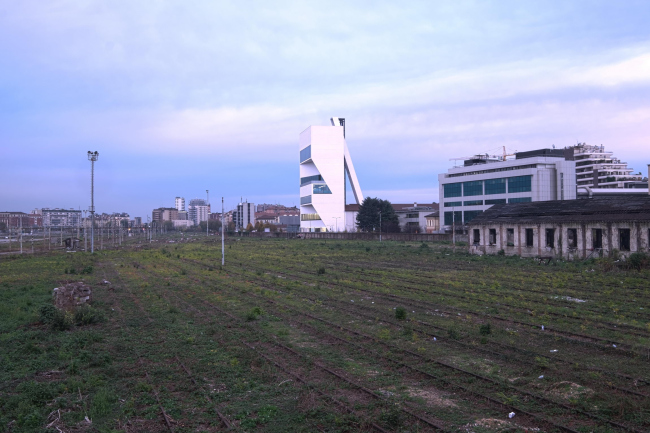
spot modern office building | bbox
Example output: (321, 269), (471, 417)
(233, 201), (255, 231)
(572, 143), (646, 189)
(175, 197), (186, 212)
(438, 150), (576, 231)
(188, 199), (210, 226)
(299, 117), (363, 232)
(134, 217), (142, 226)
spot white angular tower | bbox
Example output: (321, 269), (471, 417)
(299, 118), (363, 232)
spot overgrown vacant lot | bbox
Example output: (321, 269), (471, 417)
(1, 237), (649, 433)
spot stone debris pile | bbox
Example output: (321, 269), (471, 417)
(53, 282), (93, 310)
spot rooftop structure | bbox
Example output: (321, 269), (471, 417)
(300, 117), (363, 232)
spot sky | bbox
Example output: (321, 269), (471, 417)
(1, 1), (649, 218)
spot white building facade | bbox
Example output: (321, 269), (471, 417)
(233, 202), (255, 231)
(438, 151), (576, 231)
(188, 199), (209, 226)
(175, 197), (186, 212)
(300, 118), (363, 232)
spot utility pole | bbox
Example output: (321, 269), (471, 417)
(206, 189), (210, 237)
(452, 206), (456, 246)
(221, 197), (225, 266)
(83, 210), (87, 251)
(19, 217), (23, 254)
(87, 151), (99, 253)
(379, 211), (382, 243)
(333, 216), (340, 233)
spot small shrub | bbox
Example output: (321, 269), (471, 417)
(497, 249), (505, 256)
(317, 267), (326, 275)
(40, 305), (72, 331)
(479, 323), (491, 335)
(395, 307), (407, 320)
(419, 242), (429, 249)
(447, 327), (460, 340)
(366, 247), (371, 252)
(627, 252), (649, 271)
(180, 269), (187, 275)
(246, 307), (263, 321)
(80, 265), (93, 274)
(74, 305), (102, 326)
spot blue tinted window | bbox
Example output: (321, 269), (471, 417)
(508, 197), (532, 203)
(463, 181), (483, 196)
(300, 145), (311, 163)
(300, 195), (312, 205)
(443, 183), (462, 198)
(485, 199), (507, 205)
(464, 200), (483, 206)
(464, 210), (483, 223)
(444, 201), (462, 207)
(485, 178), (506, 195)
(444, 211), (463, 225)
(300, 174), (323, 186)
(508, 175), (532, 193)
(313, 184), (332, 194)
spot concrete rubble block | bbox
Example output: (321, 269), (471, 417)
(53, 281), (93, 311)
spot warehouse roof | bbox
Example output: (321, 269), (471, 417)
(469, 197), (650, 225)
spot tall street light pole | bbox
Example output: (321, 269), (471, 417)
(206, 190), (210, 237)
(333, 216), (340, 233)
(87, 151), (99, 253)
(221, 197), (225, 266)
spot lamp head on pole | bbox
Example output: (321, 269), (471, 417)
(87, 151), (99, 161)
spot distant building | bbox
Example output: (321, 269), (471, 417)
(175, 197), (186, 212)
(571, 143), (646, 189)
(438, 149), (576, 231)
(42, 208), (82, 227)
(187, 199), (209, 226)
(425, 212), (440, 233)
(134, 217), (142, 226)
(394, 203), (439, 233)
(152, 207), (178, 223)
(233, 202), (255, 230)
(173, 220), (193, 229)
(0, 212), (42, 228)
(468, 197), (650, 260)
(343, 202), (439, 233)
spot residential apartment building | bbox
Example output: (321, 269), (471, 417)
(572, 143), (646, 189)
(299, 117), (363, 232)
(152, 208), (178, 223)
(42, 208), (82, 227)
(134, 217), (142, 227)
(438, 150), (576, 231)
(394, 203), (439, 233)
(0, 212), (42, 228)
(188, 199), (210, 226)
(233, 201), (255, 230)
(175, 197), (186, 212)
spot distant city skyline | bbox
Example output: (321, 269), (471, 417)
(1, 1), (649, 218)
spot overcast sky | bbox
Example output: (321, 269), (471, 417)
(1, 1), (649, 217)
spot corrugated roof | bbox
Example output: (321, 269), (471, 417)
(469, 197), (650, 225)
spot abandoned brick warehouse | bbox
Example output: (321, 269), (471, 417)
(468, 196), (650, 259)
